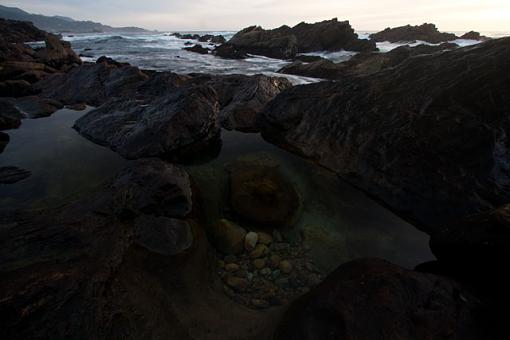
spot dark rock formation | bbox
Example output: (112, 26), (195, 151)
(260, 38), (510, 229)
(224, 18), (376, 60)
(214, 43), (248, 59)
(0, 98), (23, 130)
(35, 57), (149, 106)
(183, 44), (210, 55)
(198, 34), (226, 44)
(0, 159), (201, 339)
(276, 258), (482, 340)
(192, 74), (292, 132)
(279, 42), (458, 80)
(111, 158), (192, 217)
(74, 85), (220, 160)
(227, 157), (301, 227)
(0, 166), (31, 184)
(370, 23), (458, 43)
(0, 18), (47, 43)
(460, 31), (490, 41)
(0, 19), (82, 93)
(0, 131), (8, 153)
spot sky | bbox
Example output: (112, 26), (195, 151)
(2, 0), (510, 32)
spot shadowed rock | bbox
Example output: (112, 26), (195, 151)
(276, 258), (481, 340)
(369, 23), (458, 43)
(223, 18), (376, 60)
(0, 98), (23, 130)
(279, 42), (459, 80)
(74, 85), (220, 160)
(260, 38), (510, 229)
(183, 44), (210, 55)
(460, 31), (490, 41)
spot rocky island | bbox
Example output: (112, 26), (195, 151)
(0, 10), (508, 340)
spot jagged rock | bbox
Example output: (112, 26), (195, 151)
(0, 98), (23, 130)
(0, 18), (47, 43)
(111, 158), (192, 218)
(34, 34), (82, 69)
(276, 259), (481, 340)
(183, 44), (210, 55)
(214, 43), (248, 59)
(225, 18), (375, 60)
(74, 85), (220, 160)
(0, 166), (31, 184)
(261, 38), (510, 229)
(370, 23), (458, 43)
(279, 42), (458, 80)
(192, 74), (292, 131)
(460, 31), (490, 41)
(35, 59), (149, 106)
(197, 34), (226, 44)
(134, 215), (193, 256)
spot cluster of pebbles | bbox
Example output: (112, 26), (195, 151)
(215, 226), (323, 309)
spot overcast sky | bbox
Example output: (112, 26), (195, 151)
(2, 0), (509, 32)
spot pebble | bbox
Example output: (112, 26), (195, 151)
(224, 255), (238, 263)
(251, 299), (270, 309)
(269, 254), (281, 268)
(225, 263), (240, 272)
(247, 272), (254, 282)
(244, 232), (258, 251)
(279, 260), (293, 274)
(249, 244), (268, 258)
(253, 258), (266, 269)
(260, 268), (272, 276)
(272, 270), (281, 280)
(273, 230), (283, 242)
(258, 232), (273, 245)
(225, 276), (249, 292)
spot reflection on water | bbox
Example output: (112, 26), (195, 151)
(187, 130), (434, 271)
(0, 108), (126, 210)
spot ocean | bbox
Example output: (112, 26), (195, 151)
(58, 30), (508, 85)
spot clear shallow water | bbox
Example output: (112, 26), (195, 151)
(0, 108), (126, 210)
(187, 130), (434, 272)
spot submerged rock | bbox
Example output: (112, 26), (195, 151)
(134, 215), (193, 256)
(0, 131), (9, 153)
(276, 259), (481, 340)
(74, 85), (220, 160)
(214, 43), (248, 59)
(460, 31), (490, 41)
(209, 219), (247, 255)
(112, 158), (192, 218)
(0, 166), (31, 184)
(369, 23), (458, 43)
(14, 95), (63, 118)
(227, 158), (301, 227)
(261, 38), (510, 229)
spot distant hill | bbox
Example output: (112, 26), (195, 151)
(0, 5), (150, 33)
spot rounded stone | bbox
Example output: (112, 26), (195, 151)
(279, 260), (293, 274)
(209, 219), (247, 255)
(245, 231), (258, 251)
(253, 258), (267, 270)
(250, 244), (268, 258)
(225, 263), (240, 272)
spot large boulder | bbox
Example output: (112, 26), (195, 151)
(0, 18), (47, 43)
(111, 158), (192, 218)
(36, 58), (149, 106)
(225, 18), (376, 60)
(460, 31), (490, 41)
(276, 258), (482, 340)
(370, 23), (458, 43)
(74, 85), (220, 160)
(193, 74), (292, 132)
(260, 38), (510, 229)
(0, 98), (23, 130)
(183, 44), (210, 55)
(34, 34), (82, 69)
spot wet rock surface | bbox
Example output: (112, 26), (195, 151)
(261, 38), (510, 229)
(183, 44), (211, 54)
(276, 258), (482, 340)
(369, 23), (458, 43)
(0, 98), (23, 130)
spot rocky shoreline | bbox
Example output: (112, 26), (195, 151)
(1, 17), (508, 340)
